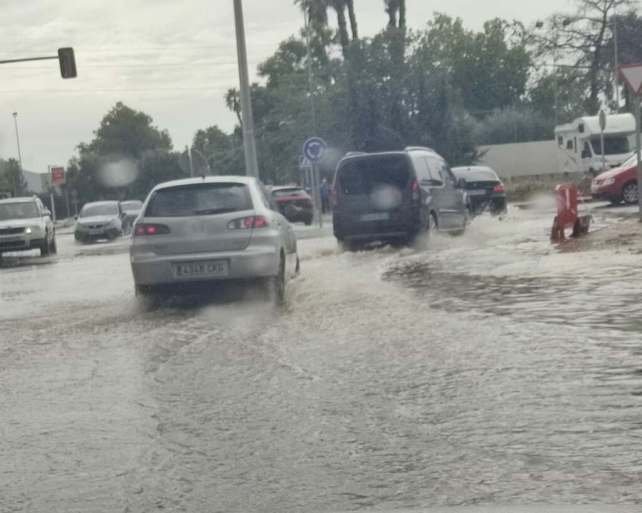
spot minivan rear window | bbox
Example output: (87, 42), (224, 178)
(337, 155), (411, 195)
(146, 183), (252, 217)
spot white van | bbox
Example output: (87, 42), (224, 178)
(555, 113), (635, 175)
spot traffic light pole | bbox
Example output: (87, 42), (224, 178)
(0, 48), (77, 78)
(634, 95), (642, 222)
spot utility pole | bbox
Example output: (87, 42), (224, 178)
(12, 112), (23, 196)
(613, 16), (620, 109)
(633, 95), (642, 223)
(233, 0), (260, 179)
(186, 145), (195, 177)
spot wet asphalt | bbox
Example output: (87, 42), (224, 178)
(1, 203), (642, 512)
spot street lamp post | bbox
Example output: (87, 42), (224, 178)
(12, 112), (24, 197)
(233, 0), (260, 179)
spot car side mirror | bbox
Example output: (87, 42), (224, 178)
(43, 209), (51, 217)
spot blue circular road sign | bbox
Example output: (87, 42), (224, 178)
(303, 137), (327, 163)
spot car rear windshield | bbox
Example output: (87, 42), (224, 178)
(453, 168), (499, 183)
(80, 204), (119, 217)
(337, 155), (411, 195)
(0, 202), (38, 220)
(590, 136), (630, 155)
(145, 183), (253, 217)
(272, 188), (306, 197)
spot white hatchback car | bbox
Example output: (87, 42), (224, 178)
(130, 176), (299, 301)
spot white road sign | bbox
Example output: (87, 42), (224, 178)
(619, 64), (642, 95)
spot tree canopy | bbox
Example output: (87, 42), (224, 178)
(44, 0), (642, 206)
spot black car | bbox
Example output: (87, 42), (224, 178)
(451, 166), (507, 216)
(332, 147), (468, 248)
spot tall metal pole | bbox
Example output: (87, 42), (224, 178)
(233, 0), (260, 179)
(634, 95), (642, 222)
(12, 112), (24, 196)
(613, 16), (621, 109)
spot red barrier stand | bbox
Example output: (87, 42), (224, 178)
(551, 184), (592, 242)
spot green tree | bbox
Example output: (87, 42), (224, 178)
(534, 0), (633, 114)
(0, 158), (26, 196)
(472, 107), (554, 145)
(67, 102), (182, 204)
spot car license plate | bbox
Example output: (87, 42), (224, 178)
(173, 260), (229, 278)
(360, 212), (390, 222)
(467, 189), (488, 196)
(89, 229), (103, 235)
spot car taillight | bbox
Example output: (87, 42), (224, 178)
(227, 215), (269, 230)
(411, 179), (420, 201)
(493, 183), (505, 193)
(134, 223), (170, 236)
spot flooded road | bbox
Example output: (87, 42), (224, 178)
(1, 206), (642, 512)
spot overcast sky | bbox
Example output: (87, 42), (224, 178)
(0, 0), (572, 174)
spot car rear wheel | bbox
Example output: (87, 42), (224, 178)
(622, 182), (638, 205)
(265, 255), (286, 304)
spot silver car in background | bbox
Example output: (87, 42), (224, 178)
(0, 196), (57, 257)
(74, 201), (124, 243)
(130, 176), (299, 301)
(120, 200), (143, 234)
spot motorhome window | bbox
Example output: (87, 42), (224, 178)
(590, 136), (630, 156)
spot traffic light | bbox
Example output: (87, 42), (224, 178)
(58, 47), (77, 79)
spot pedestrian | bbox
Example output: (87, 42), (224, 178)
(320, 178), (330, 213)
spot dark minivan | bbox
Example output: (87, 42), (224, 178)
(332, 147), (468, 247)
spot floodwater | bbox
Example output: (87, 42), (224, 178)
(1, 205), (642, 513)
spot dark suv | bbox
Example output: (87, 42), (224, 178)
(332, 147), (467, 247)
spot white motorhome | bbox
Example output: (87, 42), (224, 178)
(555, 113), (635, 175)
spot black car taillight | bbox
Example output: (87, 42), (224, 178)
(493, 183), (505, 193)
(134, 223), (170, 236)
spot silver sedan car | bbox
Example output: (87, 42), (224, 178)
(130, 176), (299, 302)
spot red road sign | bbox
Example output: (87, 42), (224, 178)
(50, 166), (65, 186)
(619, 64), (642, 95)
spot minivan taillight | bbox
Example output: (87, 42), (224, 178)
(493, 183), (505, 193)
(227, 215), (269, 230)
(134, 223), (170, 236)
(411, 179), (420, 201)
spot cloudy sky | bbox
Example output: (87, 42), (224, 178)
(0, 0), (570, 174)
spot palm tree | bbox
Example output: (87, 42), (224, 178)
(330, 0), (351, 56)
(346, 0), (358, 40)
(295, 0), (357, 58)
(384, 0), (405, 30)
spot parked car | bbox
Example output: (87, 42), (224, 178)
(0, 196), (57, 257)
(74, 201), (124, 242)
(120, 200), (143, 234)
(270, 186), (313, 225)
(591, 152), (640, 205)
(129, 176), (299, 302)
(451, 166), (507, 216)
(332, 147), (468, 248)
